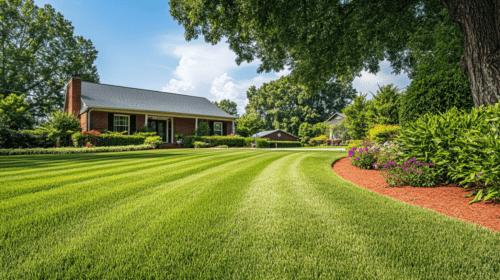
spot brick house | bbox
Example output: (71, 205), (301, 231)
(63, 75), (238, 147)
(251, 130), (298, 142)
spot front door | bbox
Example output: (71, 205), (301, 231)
(148, 119), (168, 143)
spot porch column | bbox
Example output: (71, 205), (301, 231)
(195, 118), (198, 135)
(145, 114), (148, 126)
(171, 117), (174, 143)
(232, 120), (235, 134)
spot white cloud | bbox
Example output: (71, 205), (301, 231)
(353, 61), (411, 96)
(210, 73), (240, 101)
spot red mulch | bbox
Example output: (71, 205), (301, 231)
(332, 157), (500, 232)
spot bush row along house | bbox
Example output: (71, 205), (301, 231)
(63, 75), (238, 147)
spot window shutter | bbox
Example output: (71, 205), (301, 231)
(108, 113), (114, 132)
(209, 121), (214, 136)
(130, 115), (136, 134)
(223, 122), (227, 136)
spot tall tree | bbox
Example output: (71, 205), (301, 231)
(213, 99), (238, 115)
(0, 93), (33, 130)
(169, 0), (500, 108)
(235, 113), (263, 137)
(0, 0), (99, 120)
(368, 84), (401, 125)
(245, 77), (356, 136)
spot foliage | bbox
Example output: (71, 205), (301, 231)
(39, 111), (82, 147)
(213, 99), (238, 115)
(145, 136), (162, 148)
(381, 158), (437, 187)
(368, 84), (401, 125)
(174, 131), (184, 139)
(194, 122), (211, 136)
(133, 132), (157, 137)
(169, 0), (446, 94)
(244, 77), (356, 136)
(368, 124), (400, 144)
(267, 141), (302, 148)
(0, 94), (34, 130)
(194, 141), (207, 148)
(216, 145), (229, 148)
(345, 140), (364, 152)
(138, 125), (151, 132)
(399, 67), (474, 126)
(72, 133), (147, 147)
(347, 144), (378, 170)
(0, 0), (99, 120)
(331, 119), (351, 141)
(235, 113), (263, 137)
(309, 135), (327, 146)
(256, 138), (268, 148)
(298, 123), (313, 144)
(183, 136), (253, 148)
(312, 123), (329, 137)
(0, 144), (153, 155)
(0, 126), (55, 148)
(343, 94), (372, 140)
(398, 104), (500, 202)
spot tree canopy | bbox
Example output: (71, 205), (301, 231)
(170, 0), (500, 108)
(0, 0), (100, 120)
(214, 99), (238, 115)
(235, 113), (263, 137)
(0, 93), (34, 130)
(245, 77), (356, 136)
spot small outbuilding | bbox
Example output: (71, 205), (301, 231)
(251, 130), (298, 142)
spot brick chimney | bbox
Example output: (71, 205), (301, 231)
(65, 75), (82, 116)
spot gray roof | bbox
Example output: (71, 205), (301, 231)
(79, 81), (237, 119)
(251, 129), (297, 138)
(325, 112), (346, 122)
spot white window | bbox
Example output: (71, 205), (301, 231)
(214, 122), (223, 136)
(114, 115), (130, 134)
(278, 133), (281, 137)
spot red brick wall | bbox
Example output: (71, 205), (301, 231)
(173, 117), (196, 140)
(261, 131), (298, 141)
(66, 77), (82, 117)
(80, 112), (88, 131)
(90, 111), (109, 132)
(136, 114), (145, 131)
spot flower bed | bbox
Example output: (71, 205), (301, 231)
(333, 157), (500, 232)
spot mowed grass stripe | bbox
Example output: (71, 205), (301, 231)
(3, 152), (286, 279)
(295, 153), (500, 279)
(0, 151), (247, 200)
(0, 151), (260, 236)
(0, 150), (213, 178)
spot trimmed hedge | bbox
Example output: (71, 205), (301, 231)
(256, 139), (268, 148)
(0, 144), (154, 155)
(73, 133), (147, 147)
(267, 141), (302, 148)
(183, 136), (255, 148)
(0, 127), (56, 149)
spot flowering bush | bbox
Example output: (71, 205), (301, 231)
(86, 142), (93, 148)
(381, 158), (437, 187)
(348, 144), (379, 169)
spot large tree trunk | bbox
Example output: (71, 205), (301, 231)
(442, 0), (500, 108)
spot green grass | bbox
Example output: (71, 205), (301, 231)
(282, 146), (347, 149)
(1, 149), (499, 279)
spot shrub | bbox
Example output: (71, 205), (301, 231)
(267, 141), (302, 148)
(0, 144), (153, 155)
(309, 135), (327, 146)
(133, 131), (157, 137)
(145, 136), (162, 148)
(298, 122), (313, 144)
(194, 122), (210, 136)
(183, 136), (248, 148)
(398, 104), (500, 202)
(344, 139), (364, 151)
(40, 111), (82, 147)
(256, 138), (268, 148)
(381, 158), (437, 187)
(399, 67), (474, 126)
(368, 124), (400, 144)
(343, 94), (372, 139)
(72, 133), (147, 147)
(244, 137), (254, 147)
(331, 119), (350, 141)
(217, 145), (229, 148)
(0, 127), (56, 148)
(347, 145), (378, 169)
(174, 131), (183, 139)
(194, 141), (206, 148)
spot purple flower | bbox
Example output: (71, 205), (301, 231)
(352, 147), (357, 151)
(416, 161), (420, 164)
(374, 150), (379, 153)
(419, 171), (422, 175)
(420, 163), (425, 166)
(412, 158), (416, 161)
(429, 163), (434, 166)
(348, 151), (354, 158)
(413, 169), (417, 172)
(358, 148), (363, 153)
(355, 157), (360, 161)
(364, 147), (369, 152)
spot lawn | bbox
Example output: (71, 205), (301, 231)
(1, 149), (499, 279)
(282, 146), (347, 149)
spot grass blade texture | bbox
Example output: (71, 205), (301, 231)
(1, 149), (499, 279)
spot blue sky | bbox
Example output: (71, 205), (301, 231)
(36, 0), (411, 114)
